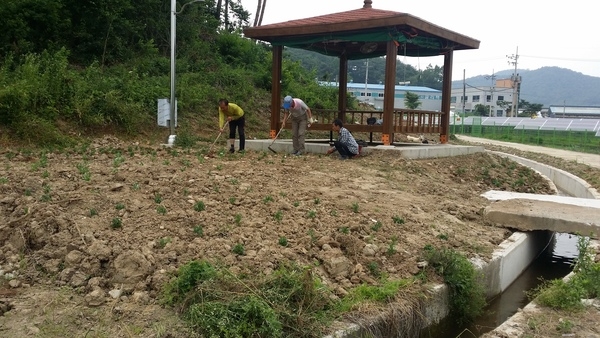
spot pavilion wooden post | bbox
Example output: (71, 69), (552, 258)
(440, 50), (453, 143)
(337, 54), (349, 121)
(382, 40), (398, 145)
(270, 45), (283, 138)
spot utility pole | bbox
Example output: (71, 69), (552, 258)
(364, 58), (369, 101)
(507, 47), (519, 117)
(462, 69), (466, 116)
(169, 0), (204, 144)
(485, 70), (496, 117)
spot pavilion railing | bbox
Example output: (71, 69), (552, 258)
(295, 109), (444, 135)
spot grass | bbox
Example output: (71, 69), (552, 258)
(162, 261), (342, 337)
(528, 236), (600, 310)
(424, 245), (486, 324)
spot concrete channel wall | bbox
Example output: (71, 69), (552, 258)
(326, 150), (599, 338)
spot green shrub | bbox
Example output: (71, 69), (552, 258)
(531, 236), (600, 310)
(164, 261), (334, 338)
(424, 246), (486, 324)
(162, 260), (217, 305)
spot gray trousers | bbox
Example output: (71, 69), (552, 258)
(291, 116), (307, 153)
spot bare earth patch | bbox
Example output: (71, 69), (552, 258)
(0, 136), (578, 337)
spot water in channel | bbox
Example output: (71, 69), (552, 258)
(420, 232), (578, 338)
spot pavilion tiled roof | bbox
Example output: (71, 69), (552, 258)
(244, 1), (479, 59)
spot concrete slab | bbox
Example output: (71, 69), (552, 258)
(482, 190), (600, 208)
(483, 198), (600, 238)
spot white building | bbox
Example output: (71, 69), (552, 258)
(320, 82), (443, 111)
(451, 79), (515, 117)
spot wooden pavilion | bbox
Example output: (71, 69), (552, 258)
(243, 0), (479, 144)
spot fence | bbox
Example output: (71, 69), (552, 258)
(451, 116), (600, 154)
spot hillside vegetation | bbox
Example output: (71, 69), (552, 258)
(0, 0), (348, 147)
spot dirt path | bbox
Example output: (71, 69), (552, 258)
(456, 135), (600, 169)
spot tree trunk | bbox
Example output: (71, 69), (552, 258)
(253, 0), (262, 27)
(215, 0), (222, 21)
(224, 0), (229, 31)
(258, 0), (266, 26)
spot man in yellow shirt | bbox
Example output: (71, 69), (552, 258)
(218, 98), (245, 153)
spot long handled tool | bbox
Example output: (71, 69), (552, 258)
(206, 121), (229, 156)
(268, 114), (289, 153)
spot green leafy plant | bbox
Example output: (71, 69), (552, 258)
(111, 218), (122, 229)
(273, 210), (283, 223)
(263, 195), (274, 203)
(234, 214), (242, 226)
(132, 182), (140, 190)
(371, 221), (382, 232)
(278, 237), (288, 247)
(387, 236), (398, 256)
(89, 208), (98, 217)
(113, 154), (125, 168)
(314, 198), (320, 205)
(293, 201), (300, 207)
(115, 202), (125, 210)
(154, 193), (163, 204)
(307, 210), (317, 219)
(339, 227), (349, 234)
(392, 215), (405, 224)
(41, 184), (52, 202)
(530, 236), (600, 310)
(194, 201), (206, 212)
(193, 225), (204, 237)
(229, 197), (236, 204)
(351, 202), (359, 213)
(367, 261), (381, 278)
(157, 237), (172, 249)
(157, 205), (167, 215)
(424, 246), (486, 324)
(232, 243), (245, 256)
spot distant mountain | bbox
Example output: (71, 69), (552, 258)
(452, 67), (600, 107)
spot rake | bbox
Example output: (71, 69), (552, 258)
(206, 121), (229, 157)
(267, 113), (289, 154)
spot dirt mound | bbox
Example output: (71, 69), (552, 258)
(0, 137), (555, 336)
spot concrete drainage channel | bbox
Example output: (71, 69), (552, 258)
(325, 151), (600, 338)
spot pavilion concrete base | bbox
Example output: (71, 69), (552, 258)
(238, 139), (485, 159)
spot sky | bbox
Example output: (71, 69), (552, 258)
(240, 0), (600, 80)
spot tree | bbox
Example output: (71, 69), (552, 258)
(497, 100), (512, 117)
(404, 91), (421, 109)
(473, 104), (488, 116)
(517, 99), (543, 117)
